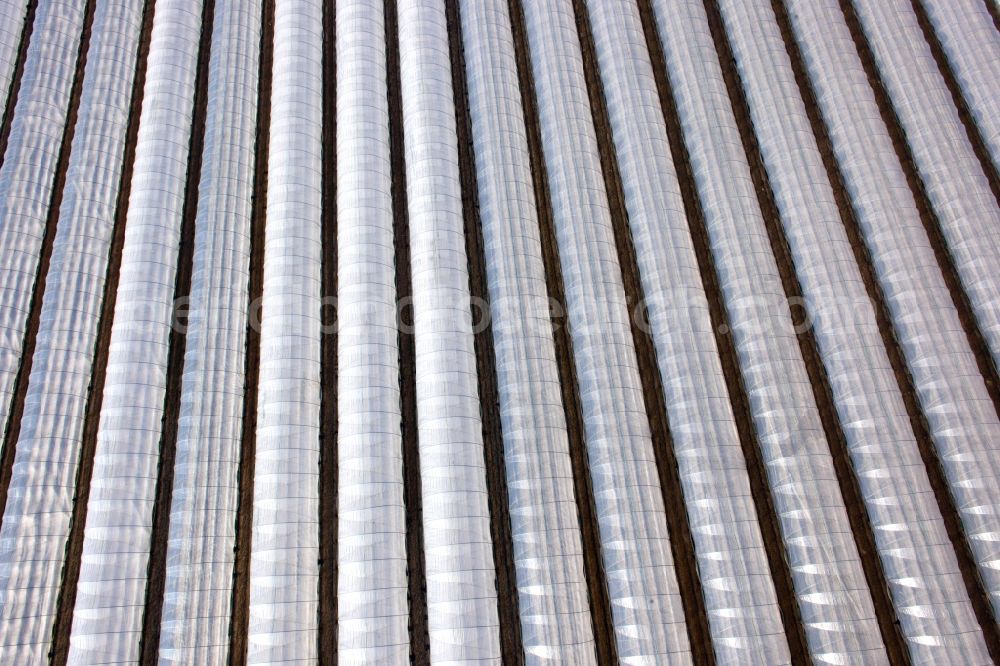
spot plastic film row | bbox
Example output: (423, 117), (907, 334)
(158, 0), (262, 661)
(458, 0), (597, 661)
(721, 0), (982, 660)
(245, 0), (324, 662)
(606, 2), (865, 662)
(335, 0), (409, 662)
(64, 1), (205, 662)
(785, 0), (995, 660)
(0, 0), (29, 124)
(0, 0), (88, 456)
(649, 0), (847, 661)
(396, 0), (501, 661)
(0, 0), (995, 662)
(520, 0), (692, 661)
(0, 0), (145, 661)
(850, 0), (1000, 374)
(917, 0), (1000, 174)
(598, 0), (892, 661)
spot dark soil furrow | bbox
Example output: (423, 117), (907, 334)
(384, 1), (429, 661)
(227, 0), (273, 663)
(317, 0), (339, 662)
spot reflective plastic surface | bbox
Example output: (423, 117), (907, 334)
(852, 0), (1000, 380)
(246, 0), (323, 662)
(785, 0), (995, 659)
(0, 0), (30, 124)
(158, 0), (262, 661)
(66, 1), (205, 662)
(335, 0), (409, 662)
(398, 0), (501, 660)
(460, 0), (596, 661)
(918, 0), (1000, 174)
(0, 0), (145, 661)
(522, 0), (692, 661)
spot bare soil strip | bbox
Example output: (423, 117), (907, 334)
(227, 1), (274, 663)
(317, 2), (339, 664)
(384, 2), (429, 661)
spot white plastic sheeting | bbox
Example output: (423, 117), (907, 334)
(599, 0), (880, 662)
(520, 0), (692, 661)
(0, 0), (144, 661)
(397, 0), (501, 661)
(0, 1), (995, 661)
(918, 0), (1000, 174)
(650, 0), (816, 661)
(785, 0), (995, 660)
(851, 0), (1000, 374)
(0, 0), (29, 123)
(245, 0), (323, 663)
(0, 0), (86, 455)
(335, 0), (409, 662)
(65, 1), (205, 662)
(458, 0), (596, 661)
(158, 0), (261, 661)
(724, 0), (969, 660)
